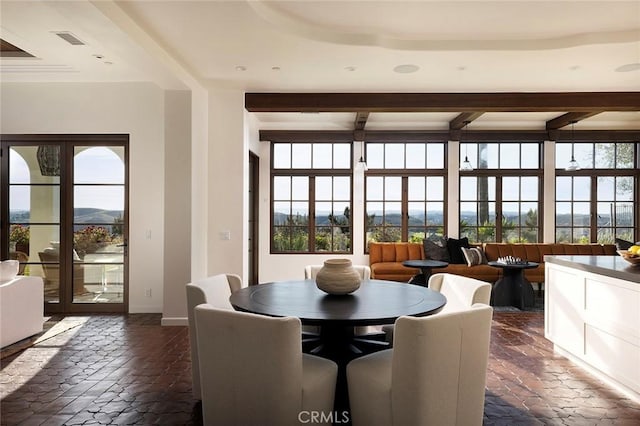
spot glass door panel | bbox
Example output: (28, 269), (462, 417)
(8, 146), (62, 305)
(73, 147), (126, 304)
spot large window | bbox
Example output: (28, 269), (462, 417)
(459, 142), (542, 243)
(365, 142), (446, 245)
(271, 142), (352, 253)
(555, 142), (637, 243)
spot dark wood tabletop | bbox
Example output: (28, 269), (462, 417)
(229, 279), (447, 326)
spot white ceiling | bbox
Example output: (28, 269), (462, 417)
(1, 0), (639, 130)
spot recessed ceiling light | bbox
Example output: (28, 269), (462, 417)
(235, 65), (247, 71)
(393, 64), (420, 74)
(271, 66), (281, 71)
(345, 66), (356, 72)
(457, 66), (467, 71)
(104, 61), (113, 65)
(569, 65), (581, 71)
(615, 63), (640, 72)
(93, 54), (104, 59)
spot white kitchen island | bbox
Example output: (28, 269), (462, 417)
(545, 255), (640, 402)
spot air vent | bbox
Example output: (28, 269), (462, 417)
(54, 32), (86, 46)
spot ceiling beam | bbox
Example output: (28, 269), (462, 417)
(260, 129), (640, 143)
(449, 112), (485, 130)
(545, 111), (604, 130)
(245, 92), (640, 112)
(354, 111), (370, 130)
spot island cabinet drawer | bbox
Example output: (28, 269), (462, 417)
(584, 276), (640, 344)
(585, 325), (640, 393)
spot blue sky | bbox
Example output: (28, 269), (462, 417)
(9, 147), (124, 212)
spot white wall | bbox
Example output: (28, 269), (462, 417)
(1, 82), (167, 312)
(205, 87), (245, 279)
(162, 90), (192, 324)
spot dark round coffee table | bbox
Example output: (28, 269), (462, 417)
(488, 261), (539, 309)
(402, 259), (449, 286)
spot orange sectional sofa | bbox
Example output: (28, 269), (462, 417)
(369, 241), (617, 283)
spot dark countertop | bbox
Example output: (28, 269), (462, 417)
(544, 255), (640, 284)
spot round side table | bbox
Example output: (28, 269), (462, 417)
(488, 261), (539, 309)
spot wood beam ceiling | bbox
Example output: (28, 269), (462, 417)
(259, 129), (640, 143)
(545, 111), (604, 130)
(449, 112), (485, 130)
(245, 92), (640, 112)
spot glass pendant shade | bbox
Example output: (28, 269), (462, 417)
(564, 122), (580, 171)
(460, 157), (473, 171)
(357, 156), (368, 171)
(565, 156), (580, 171)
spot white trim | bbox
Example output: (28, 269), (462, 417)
(129, 305), (162, 314)
(161, 317), (188, 326)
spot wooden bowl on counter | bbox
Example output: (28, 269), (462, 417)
(617, 250), (640, 266)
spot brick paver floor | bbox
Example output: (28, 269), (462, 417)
(1, 312), (639, 425)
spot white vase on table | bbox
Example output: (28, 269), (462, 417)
(315, 259), (361, 295)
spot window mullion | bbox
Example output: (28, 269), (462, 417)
(309, 176), (316, 252)
(401, 177), (408, 241)
(590, 176), (597, 243)
(496, 177), (503, 242)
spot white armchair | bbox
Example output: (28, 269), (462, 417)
(186, 273), (242, 399)
(195, 304), (338, 425)
(348, 304), (494, 426)
(384, 273), (492, 342)
(428, 273), (492, 312)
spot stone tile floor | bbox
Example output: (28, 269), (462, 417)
(1, 312), (639, 425)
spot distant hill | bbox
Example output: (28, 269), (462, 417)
(10, 208), (123, 224)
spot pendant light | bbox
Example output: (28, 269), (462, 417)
(460, 121), (473, 171)
(565, 121), (581, 171)
(356, 140), (368, 171)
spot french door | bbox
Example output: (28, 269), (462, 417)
(0, 135), (129, 313)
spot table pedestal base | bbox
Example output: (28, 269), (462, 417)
(491, 270), (535, 310)
(305, 325), (389, 423)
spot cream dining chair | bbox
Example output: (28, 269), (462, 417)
(186, 273), (242, 400)
(195, 304), (338, 426)
(348, 303), (494, 426)
(383, 273), (491, 342)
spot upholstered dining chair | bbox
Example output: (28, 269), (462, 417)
(195, 304), (338, 426)
(304, 264), (371, 281)
(186, 273), (242, 400)
(383, 273), (492, 342)
(348, 304), (494, 426)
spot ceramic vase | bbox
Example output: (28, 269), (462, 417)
(315, 259), (361, 295)
(0, 260), (20, 282)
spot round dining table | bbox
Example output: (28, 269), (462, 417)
(229, 279), (446, 356)
(230, 279), (447, 417)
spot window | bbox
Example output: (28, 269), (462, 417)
(459, 142), (542, 243)
(365, 142), (446, 246)
(555, 142), (637, 243)
(271, 142), (352, 253)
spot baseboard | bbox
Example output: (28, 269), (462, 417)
(129, 305), (162, 314)
(161, 317), (188, 326)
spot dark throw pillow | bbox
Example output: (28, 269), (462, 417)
(615, 238), (634, 251)
(447, 237), (470, 264)
(423, 237), (450, 262)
